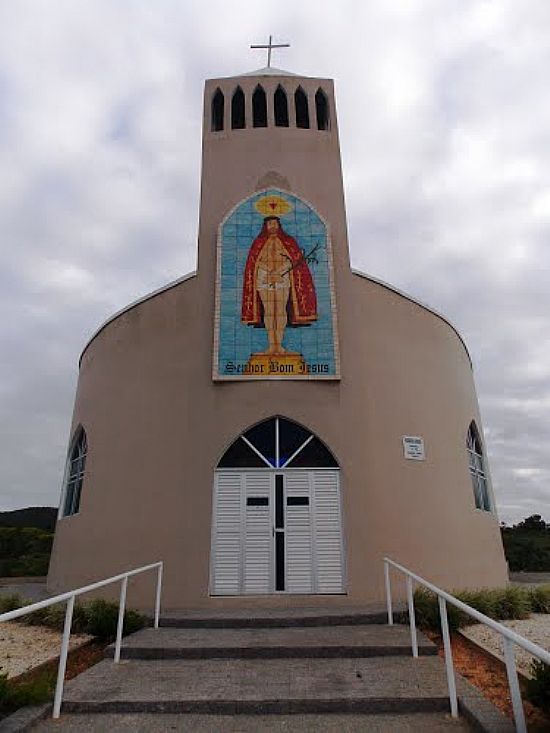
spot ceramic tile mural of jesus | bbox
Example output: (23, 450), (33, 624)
(213, 190), (340, 380)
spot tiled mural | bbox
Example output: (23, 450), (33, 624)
(213, 189), (340, 380)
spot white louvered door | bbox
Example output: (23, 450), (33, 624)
(211, 472), (243, 595)
(284, 471), (314, 593)
(311, 470), (345, 593)
(284, 470), (344, 594)
(211, 469), (344, 595)
(243, 473), (273, 594)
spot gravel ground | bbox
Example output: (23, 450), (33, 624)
(460, 613), (550, 678)
(0, 622), (92, 678)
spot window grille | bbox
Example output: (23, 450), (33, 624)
(467, 422), (491, 511)
(62, 428), (87, 517)
(218, 417), (338, 469)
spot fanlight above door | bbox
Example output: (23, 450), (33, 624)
(217, 417), (338, 469)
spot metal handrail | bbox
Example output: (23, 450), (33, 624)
(0, 561), (163, 719)
(384, 557), (550, 733)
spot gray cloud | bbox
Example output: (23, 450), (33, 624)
(1, 1), (549, 524)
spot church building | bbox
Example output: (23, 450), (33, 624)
(47, 50), (508, 609)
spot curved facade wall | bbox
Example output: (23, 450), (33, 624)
(48, 69), (507, 610)
(47, 269), (508, 609)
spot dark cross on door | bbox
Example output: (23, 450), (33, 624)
(250, 35), (290, 68)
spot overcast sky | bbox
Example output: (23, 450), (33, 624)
(1, 0), (549, 524)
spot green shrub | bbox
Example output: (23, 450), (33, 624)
(492, 586), (531, 620)
(526, 661), (550, 714)
(413, 584), (548, 631)
(455, 590), (499, 621)
(527, 585), (550, 614)
(1, 592), (144, 639)
(0, 593), (24, 614)
(83, 599), (119, 639)
(84, 599), (145, 640)
(122, 609), (145, 636)
(413, 588), (466, 631)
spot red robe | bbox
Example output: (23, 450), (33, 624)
(241, 222), (317, 326)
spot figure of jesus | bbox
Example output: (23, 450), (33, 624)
(241, 217), (317, 355)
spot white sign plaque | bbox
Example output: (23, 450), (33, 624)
(402, 436), (425, 461)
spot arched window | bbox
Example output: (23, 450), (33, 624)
(315, 88), (330, 130)
(294, 87), (310, 128)
(274, 85), (289, 127)
(218, 416), (338, 469)
(231, 87), (245, 129)
(211, 88), (224, 132)
(467, 422), (491, 511)
(62, 427), (87, 517)
(252, 85), (267, 128)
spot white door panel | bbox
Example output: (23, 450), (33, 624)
(285, 471), (314, 593)
(244, 473), (272, 594)
(211, 469), (344, 595)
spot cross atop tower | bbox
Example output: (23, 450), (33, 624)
(250, 35), (290, 68)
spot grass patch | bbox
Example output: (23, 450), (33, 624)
(413, 585), (549, 631)
(0, 668), (56, 714)
(527, 585), (550, 613)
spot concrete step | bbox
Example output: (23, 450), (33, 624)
(159, 603), (400, 628)
(60, 656), (452, 715)
(31, 711), (476, 731)
(108, 624), (434, 660)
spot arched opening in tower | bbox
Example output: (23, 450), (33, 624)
(211, 88), (224, 132)
(315, 88), (330, 131)
(295, 87), (310, 129)
(274, 85), (289, 127)
(231, 87), (245, 129)
(252, 85), (267, 128)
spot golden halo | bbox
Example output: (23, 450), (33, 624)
(254, 195), (293, 218)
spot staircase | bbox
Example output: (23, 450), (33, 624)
(33, 605), (513, 731)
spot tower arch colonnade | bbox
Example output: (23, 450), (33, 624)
(210, 78), (331, 133)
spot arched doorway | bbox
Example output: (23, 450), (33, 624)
(210, 417), (345, 595)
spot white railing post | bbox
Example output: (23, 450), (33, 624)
(384, 559), (393, 625)
(154, 562), (163, 629)
(383, 557), (550, 730)
(53, 595), (75, 719)
(438, 596), (458, 718)
(503, 636), (527, 733)
(114, 575), (128, 663)
(406, 575), (418, 658)
(0, 560), (163, 720)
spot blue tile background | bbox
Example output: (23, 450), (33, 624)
(217, 189), (337, 377)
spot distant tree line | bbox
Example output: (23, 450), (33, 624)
(0, 507), (57, 532)
(0, 507), (56, 577)
(501, 514), (550, 572)
(0, 527), (53, 577)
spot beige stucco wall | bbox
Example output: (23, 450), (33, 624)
(47, 71), (508, 611)
(47, 270), (508, 610)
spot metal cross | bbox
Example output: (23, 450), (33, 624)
(250, 35), (290, 68)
